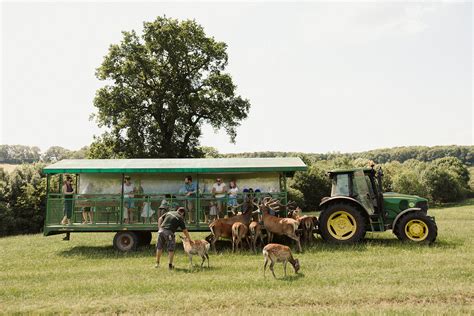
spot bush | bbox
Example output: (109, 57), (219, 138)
(423, 165), (465, 203)
(0, 163), (47, 236)
(289, 166), (331, 211)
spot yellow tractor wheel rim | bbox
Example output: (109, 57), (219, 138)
(327, 211), (357, 240)
(405, 219), (429, 241)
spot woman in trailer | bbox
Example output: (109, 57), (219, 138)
(123, 176), (135, 223)
(227, 180), (239, 215)
(212, 177), (227, 218)
(61, 176), (74, 225)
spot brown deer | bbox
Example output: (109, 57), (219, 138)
(232, 222), (249, 252)
(259, 198), (302, 252)
(208, 199), (258, 252)
(288, 207), (318, 244)
(263, 243), (300, 278)
(179, 235), (210, 269)
(249, 221), (265, 253)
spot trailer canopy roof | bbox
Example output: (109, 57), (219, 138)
(43, 157), (307, 174)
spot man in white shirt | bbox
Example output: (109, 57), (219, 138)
(211, 178), (227, 218)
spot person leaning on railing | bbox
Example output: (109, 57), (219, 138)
(227, 180), (239, 215)
(212, 178), (227, 218)
(60, 175), (74, 225)
(181, 176), (196, 224)
(123, 176), (135, 224)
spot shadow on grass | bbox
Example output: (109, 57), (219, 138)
(263, 272), (305, 281)
(171, 265), (222, 274)
(58, 234), (459, 259)
(59, 244), (157, 259)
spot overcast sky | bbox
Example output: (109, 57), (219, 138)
(1, 1), (472, 154)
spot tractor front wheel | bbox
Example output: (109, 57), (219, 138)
(395, 212), (437, 244)
(319, 203), (366, 244)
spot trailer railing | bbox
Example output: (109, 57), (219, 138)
(45, 191), (287, 230)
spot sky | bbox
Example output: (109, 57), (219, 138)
(1, 1), (472, 154)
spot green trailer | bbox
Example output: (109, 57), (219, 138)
(43, 157), (307, 250)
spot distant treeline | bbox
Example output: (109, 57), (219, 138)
(0, 145), (88, 164)
(1, 145), (473, 166)
(222, 145), (474, 166)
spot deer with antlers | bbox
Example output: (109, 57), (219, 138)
(208, 197), (259, 252)
(258, 197), (302, 252)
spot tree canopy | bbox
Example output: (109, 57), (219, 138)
(91, 16), (250, 158)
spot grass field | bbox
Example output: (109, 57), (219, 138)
(1, 202), (473, 314)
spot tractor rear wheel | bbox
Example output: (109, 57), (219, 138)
(113, 231), (139, 252)
(319, 203), (366, 244)
(395, 212), (437, 244)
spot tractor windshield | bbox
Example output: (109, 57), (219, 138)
(353, 170), (375, 214)
(331, 174), (350, 196)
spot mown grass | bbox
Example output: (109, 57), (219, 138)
(1, 202), (473, 314)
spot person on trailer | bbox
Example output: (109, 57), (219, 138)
(181, 176), (196, 224)
(212, 178), (227, 218)
(227, 180), (239, 215)
(155, 206), (193, 270)
(81, 181), (95, 224)
(61, 175), (74, 225)
(123, 176), (135, 223)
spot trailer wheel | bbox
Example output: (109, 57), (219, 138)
(137, 231), (152, 246)
(319, 203), (366, 244)
(395, 212), (437, 244)
(113, 231), (138, 252)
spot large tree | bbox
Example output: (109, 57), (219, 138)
(91, 16), (250, 158)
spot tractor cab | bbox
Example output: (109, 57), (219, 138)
(327, 167), (383, 216)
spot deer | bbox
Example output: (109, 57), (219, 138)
(179, 235), (210, 269)
(263, 243), (300, 278)
(259, 197), (302, 252)
(232, 222), (249, 252)
(249, 221), (265, 253)
(208, 197), (259, 252)
(288, 207), (318, 244)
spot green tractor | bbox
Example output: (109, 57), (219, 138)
(318, 167), (438, 244)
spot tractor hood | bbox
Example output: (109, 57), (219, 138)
(383, 192), (427, 201)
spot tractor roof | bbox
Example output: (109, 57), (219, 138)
(328, 167), (372, 175)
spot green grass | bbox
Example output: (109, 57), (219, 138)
(1, 202), (473, 314)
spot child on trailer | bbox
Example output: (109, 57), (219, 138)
(209, 201), (218, 221)
(141, 196), (155, 223)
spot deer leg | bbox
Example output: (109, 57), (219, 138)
(267, 232), (273, 244)
(205, 253), (210, 268)
(270, 260), (276, 278)
(289, 234), (302, 253)
(283, 260), (287, 277)
(263, 257), (268, 277)
(189, 255), (193, 269)
(212, 235), (218, 253)
(232, 237), (235, 253)
(201, 255), (205, 268)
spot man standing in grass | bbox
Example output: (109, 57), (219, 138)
(155, 207), (193, 270)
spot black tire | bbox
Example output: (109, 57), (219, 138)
(136, 231), (153, 246)
(395, 212), (437, 244)
(113, 231), (139, 252)
(319, 203), (366, 244)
